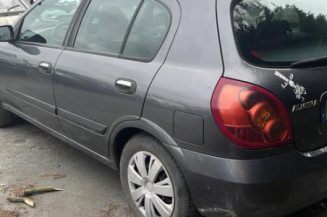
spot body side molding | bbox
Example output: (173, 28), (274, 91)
(2, 103), (117, 169)
(57, 108), (107, 135)
(6, 88), (56, 114)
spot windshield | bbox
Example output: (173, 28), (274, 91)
(0, 0), (26, 11)
(232, 0), (327, 67)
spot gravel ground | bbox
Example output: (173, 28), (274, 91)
(0, 120), (133, 217)
(0, 120), (327, 217)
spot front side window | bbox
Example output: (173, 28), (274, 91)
(19, 0), (81, 46)
(74, 0), (141, 55)
(233, 0), (327, 67)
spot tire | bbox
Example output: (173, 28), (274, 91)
(120, 133), (198, 217)
(0, 103), (14, 128)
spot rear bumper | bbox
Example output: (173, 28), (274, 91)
(167, 146), (327, 217)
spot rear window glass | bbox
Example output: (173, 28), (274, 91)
(232, 0), (327, 67)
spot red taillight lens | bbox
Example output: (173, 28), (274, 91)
(211, 78), (293, 149)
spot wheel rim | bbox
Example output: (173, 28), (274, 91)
(127, 151), (175, 217)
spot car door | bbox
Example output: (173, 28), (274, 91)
(54, 0), (176, 156)
(0, 0), (82, 130)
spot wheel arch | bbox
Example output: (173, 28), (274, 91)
(109, 118), (178, 168)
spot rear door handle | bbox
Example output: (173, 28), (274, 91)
(115, 79), (137, 94)
(39, 61), (52, 73)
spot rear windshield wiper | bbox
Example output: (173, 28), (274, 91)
(291, 56), (327, 68)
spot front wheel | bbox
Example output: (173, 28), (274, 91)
(120, 133), (197, 217)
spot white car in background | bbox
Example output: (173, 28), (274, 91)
(0, 0), (31, 25)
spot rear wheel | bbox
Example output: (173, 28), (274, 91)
(0, 104), (14, 128)
(120, 133), (197, 217)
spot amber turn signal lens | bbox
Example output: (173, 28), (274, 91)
(249, 102), (275, 130)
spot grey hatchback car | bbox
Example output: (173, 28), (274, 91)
(1, 0), (327, 216)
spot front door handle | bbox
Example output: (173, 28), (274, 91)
(39, 61), (52, 73)
(115, 79), (137, 94)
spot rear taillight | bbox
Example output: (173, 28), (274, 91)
(211, 78), (293, 149)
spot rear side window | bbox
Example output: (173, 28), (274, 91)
(122, 0), (170, 60)
(232, 0), (327, 67)
(74, 0), (141, 55)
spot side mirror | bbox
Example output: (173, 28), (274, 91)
(30, 0), (36, 4)
(0, 26), (14, 42)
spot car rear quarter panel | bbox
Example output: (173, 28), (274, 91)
(142, 0), (229, 156)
